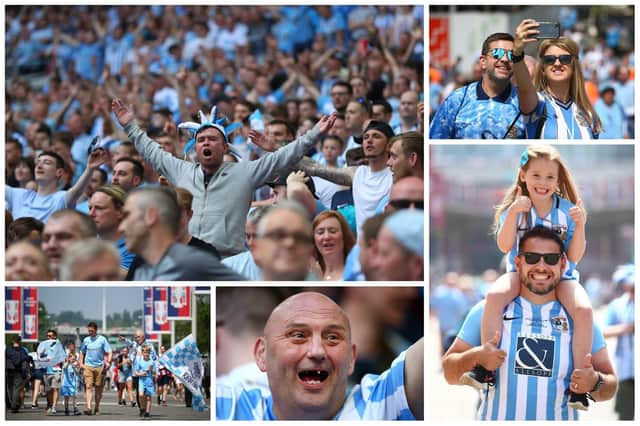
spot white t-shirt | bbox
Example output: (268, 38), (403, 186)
(352, 166), (393, 232)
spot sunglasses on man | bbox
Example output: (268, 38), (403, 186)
(389, 199), (424, 210)
(518, 252), (562, 265)
(489, 48), (514, 62)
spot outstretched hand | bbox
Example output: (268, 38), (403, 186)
(317, 112), (337, 133)
(111, 98), (135, 127)
(87, 148), (107, 170)
(514, 19), (540, 54)
(248, 129), (275, 152)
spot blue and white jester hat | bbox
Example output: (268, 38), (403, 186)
(177, 106), (241, 157)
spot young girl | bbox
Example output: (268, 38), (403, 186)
(135, 345), (156, 418)
(156, 345), (172, 406)
(61, 352), (81, 416)
(462, 145), (593, 410)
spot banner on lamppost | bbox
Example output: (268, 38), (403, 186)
(152, 287), (170, 334)
(5, 287), (22, 333)
(168, 287), (191, 320)
(143, 287), (158, 341)
(22, 287), (38, 342)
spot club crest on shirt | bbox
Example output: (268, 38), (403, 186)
(550, 315), (569, 332)
(514, 333), (555, 378)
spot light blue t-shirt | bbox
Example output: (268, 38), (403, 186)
(80, 335), (111, 367)
(604, 293), (634, 381)
(135, 357), (156, 388)
(221, 250), (261, 281)
(458, 297), (606, 420)
(216, 349), (415, 420)
(5, 186), (67, 222)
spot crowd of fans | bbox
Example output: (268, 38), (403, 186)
(5, 5), (425, 281)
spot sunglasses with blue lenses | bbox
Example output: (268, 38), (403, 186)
(542, 54), (573, 66)
(519, 252), (562, 265)
(489, 48), (513, 62)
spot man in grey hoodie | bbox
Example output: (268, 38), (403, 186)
(111, 98), (335, 258)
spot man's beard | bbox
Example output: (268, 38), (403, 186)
(521, 271), (560, 295)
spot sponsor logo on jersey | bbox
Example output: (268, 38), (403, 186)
(514, 333), (555, 378)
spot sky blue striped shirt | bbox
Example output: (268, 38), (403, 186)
(216, 350), (415, 420)
(458, 297), (606, 420)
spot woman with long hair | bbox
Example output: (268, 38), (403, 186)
(311, 210), (356, 281)
(512, 19), (602, 139)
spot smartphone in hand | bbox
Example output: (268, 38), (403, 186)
(536, 21), (560, 39)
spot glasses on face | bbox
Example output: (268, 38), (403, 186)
(489, 48), (514, 62)
(388, 199), (424, 210)
(331, 91), (349, 97)
(542, 54), (573, 66)
(47, 334), (55, 339)
(518, 252), (562, 265)
(261, 229), (313, 245)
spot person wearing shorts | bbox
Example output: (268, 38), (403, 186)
(116, 347), (135, 406)
(135, 345), (156, 418)
(79, 321), (112, 416)
(43, 330), (63, 415)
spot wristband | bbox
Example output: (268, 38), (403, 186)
(590, 372), (604, 393)
(512, 52), (525, 63)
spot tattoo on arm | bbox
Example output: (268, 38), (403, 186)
(297, 157), (353, 186)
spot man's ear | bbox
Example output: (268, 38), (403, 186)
(348, 343), (357, 375)
(254, 337), (267, 372)
(409, 152), (418, 168)
(514, 253), (521, 270)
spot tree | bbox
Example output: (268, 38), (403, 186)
(174, 294), (210, 354)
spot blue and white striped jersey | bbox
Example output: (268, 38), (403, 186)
(524, 93), (598, 139)
(458, 297), (606, 420)
(604, 293), (634, 381)
(429, 80), (524, 139)
(499, 193), (578, 280)
(216, 350), (415, 420)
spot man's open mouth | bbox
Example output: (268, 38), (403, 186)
(203, 149), (212, 157)
(298, 369), (329, 385)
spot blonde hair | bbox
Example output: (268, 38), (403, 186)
(492, 145), (585, 235)
(534, 38), (602, 135)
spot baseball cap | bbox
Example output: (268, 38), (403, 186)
(266, 171), (319, 200)
(383, 210), (424, 259)
(360, 120), (395, 143)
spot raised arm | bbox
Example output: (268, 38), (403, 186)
(65, 148), (107, 206)
(496, 186), (531, 253)
(512, 19), (541, 114)
(297, 157), (355, 187)
(404, 337), (424, 420)
(566, 199), (586, 263)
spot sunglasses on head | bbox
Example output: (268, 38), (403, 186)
(489, 48), (513, 62)
(389, 199), (424, 210)
(519, 252), (562, 265)
(542, 54), (572, 66)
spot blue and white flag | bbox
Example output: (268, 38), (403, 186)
(35, 339), (66, 369)
(159, 334), (208, 412)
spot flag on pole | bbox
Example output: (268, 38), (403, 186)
(153, 287), (171, 334)
(143, 287), (159, 340)
(159, 334), (208, 412)
(22, 287), (38, 342)
(5, 287), (21, 333)
(168, 287), (191, 320)
(34, 339), (66, 369)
